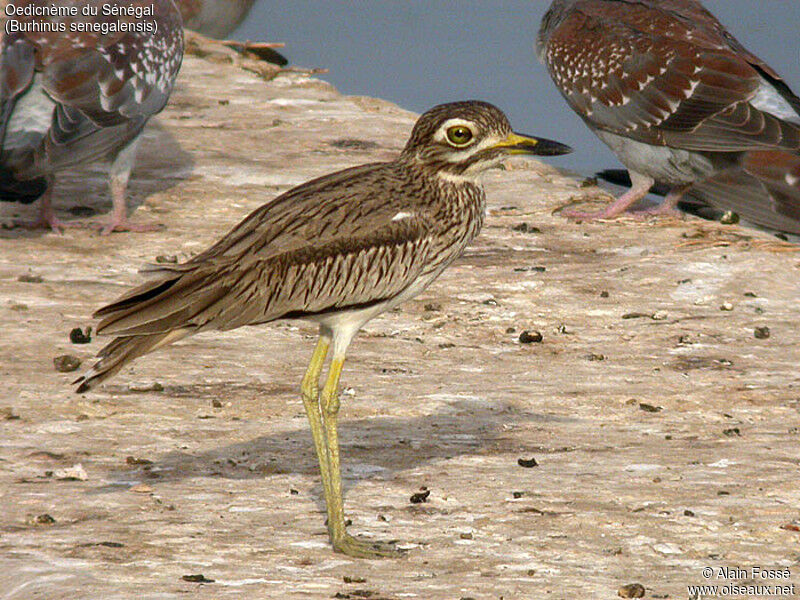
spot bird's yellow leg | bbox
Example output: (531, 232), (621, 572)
(300, 337), (333, 504)
(319, 356), (405, 559)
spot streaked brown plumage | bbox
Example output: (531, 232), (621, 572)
(0, 0), (184, 233)
(75, 100), (572, 557)
(538, 0), (800, 233)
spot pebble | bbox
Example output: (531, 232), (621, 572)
(128, 382), (164, 392)
(1, 406), (20, 420)
(511, 223), (541, 234)
(69, 327), (92, 344)
(53, 464), (89, 481)
(618, 583), (646, 598)
(754, 326), (771, 339)
(17, 273), (43, 283)
(519, 330), (543, 344)
(410, 488), (430, 504)
(720, 302), (734, 311)
(517, 457), (538, 468)
(53, 355), (81, 372)
(28, 513), (56, 526)
(182, 574), (214, 583)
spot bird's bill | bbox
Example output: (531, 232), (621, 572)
(492, 132), (573, 156)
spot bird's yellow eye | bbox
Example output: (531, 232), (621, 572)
(446, 125), (474, 146)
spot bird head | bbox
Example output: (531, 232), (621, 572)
(400, 100), (572, 181)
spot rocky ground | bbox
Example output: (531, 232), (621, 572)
(1, 38), (799, 600)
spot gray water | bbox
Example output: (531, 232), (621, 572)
(235, 1), (800, 177)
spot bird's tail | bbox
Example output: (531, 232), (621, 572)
(74, 329), (190, 393)
(687, 150), (800, 235)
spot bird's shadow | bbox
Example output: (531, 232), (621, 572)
(0, 121), (194, 239)
(91, 396), (577, 513)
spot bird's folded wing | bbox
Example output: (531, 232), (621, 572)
(95, 215), (435, 336)
(543, 2), (800, 151)
(95, 163), (438, 336)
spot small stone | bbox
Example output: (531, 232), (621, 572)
(722, 427), (741, 437)
(517, 457), (538, 468)
(17, 273), (43, 283)
(343, 576), (367, 584)
(127, 382), (164, 392)
(618, 583), (646, 598)
(423, 302), (442, 312)
(754, 326), (771, 339)
(719, 211), (740, 225)
(155, 254), (178, 264)
(69, 327), (92, 344)
(720, 302), (734, 311)
(211, 399), (223, 408)
(639, 403), (662, 413)
(505, 327), (516, 334)
(125, 456), (153, 466)
(585, 353), (606, 361)
(519, 330), (543, 344)
(129, 484), (154, 493)
(53, 464), (88, 481)
(684, 509), (695, 517)
(181, 574), (214, 583)
(410, 488), (431, 504)
(600, 291), (610, 298)
(622, 312), (650, 320)
(511, 223), (541, 234)
(1, 407), (20, 420)
(651, 311), (668, 321)
(29, 513), (56, 526)
(512, 491), (525, 499)
(53, 355), (81, 373)
(459, 532), (474, 539)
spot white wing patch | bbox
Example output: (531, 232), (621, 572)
(392, 211), (415, 222)
(752, 79), (800, 124)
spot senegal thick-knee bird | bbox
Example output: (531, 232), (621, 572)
(0, 0), (184, 233)
(75, 101), (571, 558)
(537, 0), (800, 234)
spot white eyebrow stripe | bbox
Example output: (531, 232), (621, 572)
(433, 118), (476, 144)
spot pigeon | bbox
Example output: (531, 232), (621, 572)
(538, 0), (800, 234)
(0, 0), (184, 233)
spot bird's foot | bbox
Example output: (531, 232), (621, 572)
(96, 218), (164, 235)
(16, 213), (81, 233)
(332, 532), (406, 559)
(628, 204), (683, 220)
(560, 206), (626, 221)
(561, 201), (681, 222)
